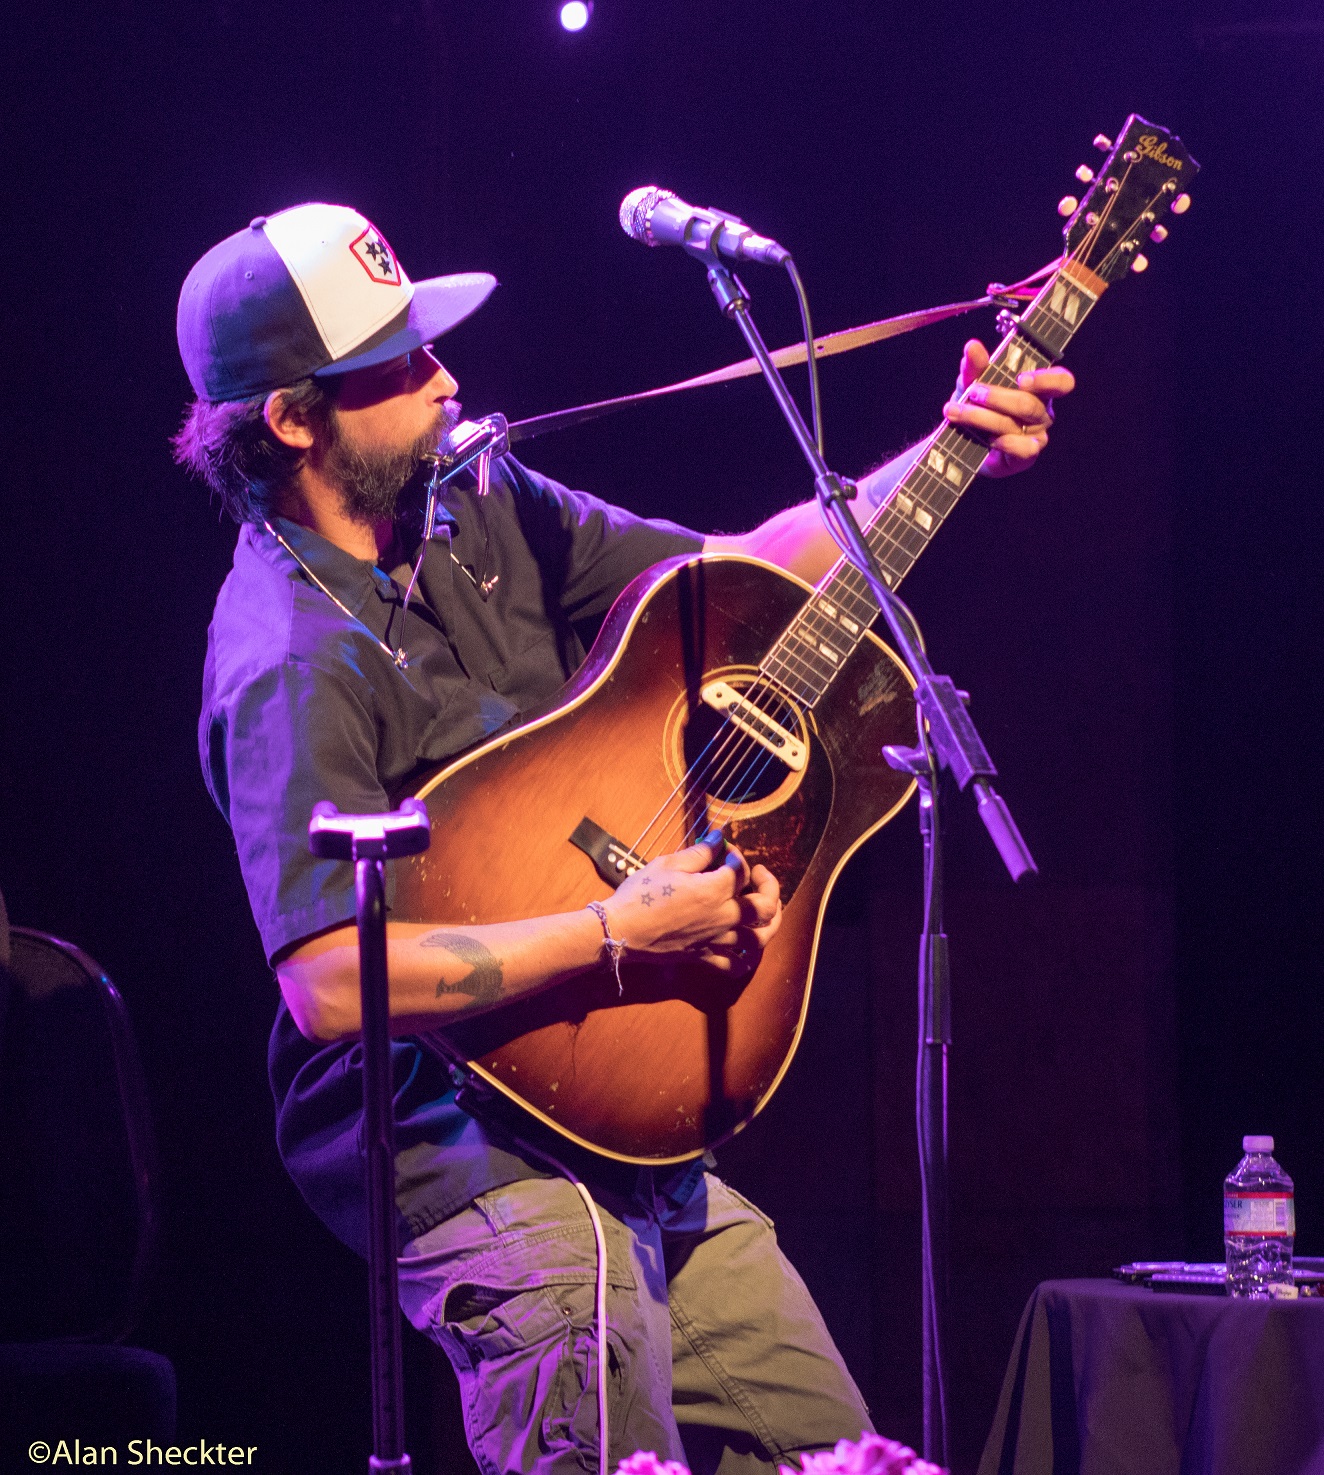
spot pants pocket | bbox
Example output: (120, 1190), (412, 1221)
(439, 1279), (614, 1474)
(443, 1281), (572, 1364)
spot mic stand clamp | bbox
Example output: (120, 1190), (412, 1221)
(700, 259), (1040, 1465)
(307, 799), (432, 1475)
(814, 470), (860, 512)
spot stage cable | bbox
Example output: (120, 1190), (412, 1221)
(784, 256), (824, 455)
(513, 1142), (612, 1474)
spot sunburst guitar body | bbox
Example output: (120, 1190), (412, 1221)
(392, 112), (1198, 1163)
(392, 554), (916, 1162)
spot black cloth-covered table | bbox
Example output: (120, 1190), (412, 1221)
(978, 1278), (1324, 1475)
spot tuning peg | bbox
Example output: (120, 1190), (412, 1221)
(1093, 134), (1113, 152)
(1171, 193), (1191, 214)
(1075, 165), (1095, 184)
(1150, 224), (1169, 243)
(1130, 253), (1149, 273)
(1057, 195), (1079, 218)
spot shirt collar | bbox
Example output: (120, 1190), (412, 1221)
(248, 517), (402, 618)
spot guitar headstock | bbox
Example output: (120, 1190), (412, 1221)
(1057, 115), (1199, 284)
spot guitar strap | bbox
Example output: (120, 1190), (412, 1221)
(505, 259), (1061, 447)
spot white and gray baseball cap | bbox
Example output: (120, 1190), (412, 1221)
(177, 202), (496, 401)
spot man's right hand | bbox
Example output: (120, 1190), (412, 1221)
(601, 836), (783, 974)
(278, 835), (783, 1041)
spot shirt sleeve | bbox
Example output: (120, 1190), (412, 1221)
(500, 457), (705, 625)
(203, 659), (388, 963)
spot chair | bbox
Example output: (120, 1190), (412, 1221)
(0, 912), (176, 1443)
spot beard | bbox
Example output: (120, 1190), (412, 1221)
(324, 398), (461, 525)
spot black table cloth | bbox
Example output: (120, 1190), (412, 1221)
(978, 1277), (1324, 1475)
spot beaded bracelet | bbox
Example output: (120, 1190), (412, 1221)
(586, 900), (627, 995)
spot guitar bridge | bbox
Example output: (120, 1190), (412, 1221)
(700, 680), (807, 771)
(569, 816), (645, 888)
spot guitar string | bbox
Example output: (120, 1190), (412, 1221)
(620, 687), (768, 860)
(632, 293), (1070, 861)
(660, 727), (786, 859)
(621, 219), (1128, 872)
(1097, 179), (1173, 278)
(635, 317), (1044, 856)
(630, 527), (926, 862)
(621, 382), (984, 858)
(662, 449), (972, 838)
(619, 579), (861, 862)
(1074, 156), (1125, 262)
(622, 672), (811, 865)
(1073, 151), (1145, 271)
(626, 534), (901, 859)
(650, 454), (963, 854)
(1088, 157), (1138, 260)
(623, 280), (1053, 858)
(624, 259), (1065, 861)
(693, 683), (804, 819)
(622, 314), (1049, 866)
(628, 682), (793, 861)
(626, 679), (802, 864)
(666, 173), (1177, 855)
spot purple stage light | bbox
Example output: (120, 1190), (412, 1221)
(560, 1), (592, 31)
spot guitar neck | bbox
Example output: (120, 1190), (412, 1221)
(758, 258), (1108, 708)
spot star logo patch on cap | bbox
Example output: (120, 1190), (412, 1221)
(349, 225), (401, 285)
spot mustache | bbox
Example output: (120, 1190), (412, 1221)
(437, 398), (463, 445)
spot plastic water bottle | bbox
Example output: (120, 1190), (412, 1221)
(1224, 1135), (1294, 1297)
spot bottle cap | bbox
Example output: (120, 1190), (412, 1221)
(1243, 1135), (1274, 1153)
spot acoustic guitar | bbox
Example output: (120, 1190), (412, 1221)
(392, 115), (1198, 1163)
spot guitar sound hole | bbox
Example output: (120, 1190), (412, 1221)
(683, 687), (800, 805)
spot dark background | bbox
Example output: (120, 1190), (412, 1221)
(3, 2), (1321, 1471)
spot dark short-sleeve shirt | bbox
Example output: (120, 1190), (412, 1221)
(200, 456), (703, 1255)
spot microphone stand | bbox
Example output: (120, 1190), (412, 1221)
(700, 259), (1037, 1466)
(308, 799), (432, 1475)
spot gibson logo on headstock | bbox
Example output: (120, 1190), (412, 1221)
(1135, 134), (1183, 171)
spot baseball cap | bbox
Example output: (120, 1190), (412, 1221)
(177, 202), (497, 401)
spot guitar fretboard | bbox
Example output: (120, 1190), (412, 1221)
(759, 259), (1106, 708)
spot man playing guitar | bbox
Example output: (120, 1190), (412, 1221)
(175, 202), (1071, 1474)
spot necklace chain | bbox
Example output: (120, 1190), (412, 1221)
(262, 448), (499, 673)
(263, 520), (411, 670)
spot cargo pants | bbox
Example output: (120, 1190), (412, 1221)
(397, 1170), (872, 1475)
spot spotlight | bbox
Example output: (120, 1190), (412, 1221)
(560, 1), (591, 31)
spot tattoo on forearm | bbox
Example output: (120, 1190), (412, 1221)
(420, 931), (504, 1007)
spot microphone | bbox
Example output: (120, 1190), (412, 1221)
(619, 187), (790, 267)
